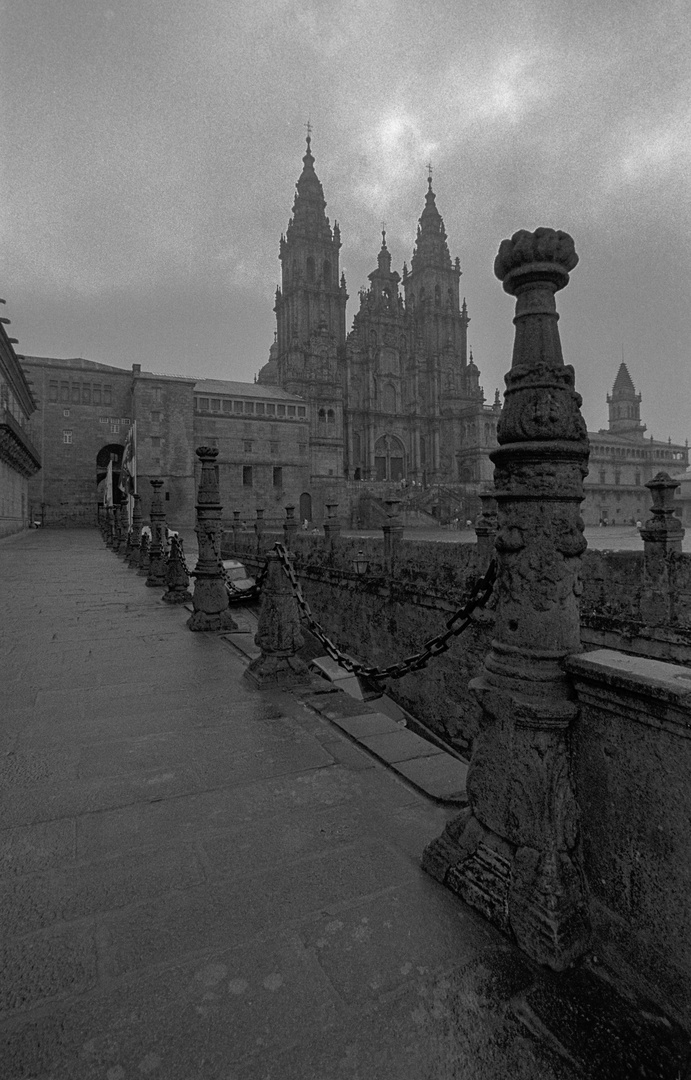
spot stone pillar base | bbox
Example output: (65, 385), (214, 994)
(187, 606), (238, 632)
(162, 587), (193, 604)
(422, 812), (590, 971)
(244, 652), (311, 688)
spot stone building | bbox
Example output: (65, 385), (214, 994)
(0, 300), (41, 536)
(259, 136), (500, 523)
(583, 362), (688, 526)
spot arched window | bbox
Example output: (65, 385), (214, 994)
(434, 284), (441, 307)
(318, 408), (326, 425)
(327, 409), (335, 425)
(352, 431), (361, 466)
(306, 256), (315, 282)
(96, 443), (125, 505)
(323, 260), (331, 285)
(382, 383), (396, 413)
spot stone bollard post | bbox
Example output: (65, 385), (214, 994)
(120, 508), (134, 561)
(382, 498), (403, 572)
(639, 472), (685, 625)
(112, 505), (123, 553)
(283, 505), (298, 551)
(146, 480), (167, 587)
(126, 494), (143, 568)
(162, 534), (193, 604)
(104, 507), (114, 548)
(423, 228), (590, 971)
(323, 503), (341, 549)
(136, 530), (150, 577)
(474, 488), (498, 568)
(254, 508), (266, 554)
(187, 446), (237, 631)
(245, 550), (310, 688)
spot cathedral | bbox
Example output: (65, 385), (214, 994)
(257, 135), (499, 523)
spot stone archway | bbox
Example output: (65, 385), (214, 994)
(299, 492), (312, 525)
(96, 443), (125, 507)
(374, 434), (405, 482)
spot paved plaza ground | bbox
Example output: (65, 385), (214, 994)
(0, 528), (588, 1080)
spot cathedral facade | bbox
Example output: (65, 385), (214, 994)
(258, 136), (499, 523)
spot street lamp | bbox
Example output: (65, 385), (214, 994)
(353, 550), (369, 576)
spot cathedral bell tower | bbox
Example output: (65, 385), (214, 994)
(607, 362), (646, 439)
(273, 133), (348, 367)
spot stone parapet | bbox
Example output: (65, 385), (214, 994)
(566, 648), (691, 1030)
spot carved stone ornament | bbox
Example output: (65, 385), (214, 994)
(162, 534), (192, 604)
(145, 480), (167, 588)
(245, 551), (310, 688)
(187, 447), (237, 632)
(422, 228), (591, 971)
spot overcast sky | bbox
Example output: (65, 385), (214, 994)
(1, 0), (689, 444)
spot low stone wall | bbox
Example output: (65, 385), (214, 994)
(222, 529), (691, 753)
(567, 649), (691, 1031)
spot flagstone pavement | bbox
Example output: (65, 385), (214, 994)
(0, 528), (581, 1080)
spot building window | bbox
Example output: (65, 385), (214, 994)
(635, 472), (641, 486)
(255, 403), (265, 415)
(327, 409), (335, 425)
(99, 416), (108, 424)
(277, 405), (286, 416)
(71, 385), (80, 403)
(242, 466), (253, 486)
(599, 470), (606, 485)
(82, 385), (91, 404)
(104, 386), (112, 406)
(299, 443), (307, 455)
(243, 401), (253, 413)
(211, 399), (220, 412)
(287, 405), (296, 417)
(63, 409), (70, 418)
(93, 385), (102, 405)
(60, 383), (69, 403)
(222, 400), (232, 413)
(152, 387), (162, 405)
(270, 441), (279, 454)
(150, 411), (161, 422)
(615, 470), (621, 485)
(198, 398), (209, 411)
(234, 401), (243, 413)
(273, 466), (283, 488)
(62, 429), (73, 444)
(244, 440), (253, 453)
(151, 436), (161, 447)
(266, 404), (276, 415)
(297, 406), (306, 417)
(49, 382), (58, 402)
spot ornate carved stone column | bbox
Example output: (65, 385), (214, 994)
(382, 497), (403, 571)
(255, 508), (266, 554)
(187, 447), (237, 631)
(422, 228), (591, 971)
(162, 534), (192, 604)
(474, 488), (498, 569)
(126, 494), (143, 568)
(323, 503), (341, 548)
(639, 471), (685, 625)
(283, 505), (298, 550)
(145, 480), (167, 587)
(245, 551), (310, 688)
(136, 531), (150, 578)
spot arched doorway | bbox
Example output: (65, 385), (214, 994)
(299, 492), (312, 525)
(374, 435), (405, 482)
(96, 444), (125, 510)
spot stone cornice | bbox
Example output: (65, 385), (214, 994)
(0, 408), (41, 476)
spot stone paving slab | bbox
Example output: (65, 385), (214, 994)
(359, 728), (445, 763)
(328, 710), (403, 738)
(395, 754), (469, 802)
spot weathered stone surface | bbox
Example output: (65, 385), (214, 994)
(246, 550), (310, 687)
(423, 228), (591, 971)
(136, 529), (150, 577)
(188, 446), (238, 631)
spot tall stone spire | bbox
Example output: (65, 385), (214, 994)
(284, 133), (333, 246)
(410, 178), (453, 273)
(607, 361), (646, 438)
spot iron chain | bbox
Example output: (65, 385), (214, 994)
(273, 541), (496, 682)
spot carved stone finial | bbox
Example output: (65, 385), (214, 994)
(245, 551), (310, 688)
(145, 480), (167, 588)
(188, 446), (237, 632)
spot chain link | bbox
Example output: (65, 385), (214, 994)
(273, 541), (496, 682)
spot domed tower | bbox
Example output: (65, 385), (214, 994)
(607, 362), (646, 439)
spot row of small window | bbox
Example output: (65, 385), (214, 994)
(195, 397), (306, 419)
(242, 466), (284, 487)
(598, 471), (642, 486)
(50, 382), (112, 406)
(593, 444), (685, 462)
